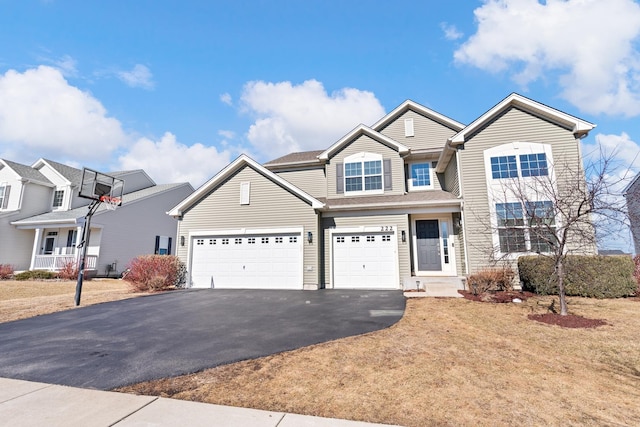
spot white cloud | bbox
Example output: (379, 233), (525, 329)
(118, 64), (154, 90)
(0, 65), (128, 164)
(220, 93), (232, 105)
(118, 132), (234, 187)
(454, 0), (640, 116)
(240, 79), (385, 160)
(218, 130), (236, 140)
(440, 22), (463, 41)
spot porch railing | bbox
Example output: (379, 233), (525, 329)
(33, 255), (98, 271)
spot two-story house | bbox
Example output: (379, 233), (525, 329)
(0, 158), (193, 275)
(168, 93), (596, 290)
(624, 173), (640, 254)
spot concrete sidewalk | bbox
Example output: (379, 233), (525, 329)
(0, 377), (402, 427)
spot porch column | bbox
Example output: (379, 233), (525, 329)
(29, 228), (43, 270)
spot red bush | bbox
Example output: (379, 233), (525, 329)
(0, 264), (14, 280)
(124, 255), (185, 292)
(56, 261), (79, 280)
(633, 255), (640, 296)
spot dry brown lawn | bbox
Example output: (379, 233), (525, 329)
(0, 279), (148, 323)
(117, 296), (640, 427)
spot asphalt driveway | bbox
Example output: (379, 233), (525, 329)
(0, 289), (405, 390)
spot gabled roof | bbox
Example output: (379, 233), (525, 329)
(0, 159), (52, 186)
(12, 182), (193, 228)
(623, 170), (640, 195)
(318, 124), (410, 161)
(448, 93), (595, 145)
(31, 158), (84, 186)
(371, 99), (465, 133)
(168, 154), (324, 217)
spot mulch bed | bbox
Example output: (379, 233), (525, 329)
(458, 290), (608, 329)
(527, 313), (608, 328)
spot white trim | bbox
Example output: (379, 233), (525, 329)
(371, 99), (465, 132)
(328, 226), (399, 289)
(449, 93), (595, 145)
(318, 124), (409, 161)
(168, 155), (324, 217)
(407, 161), (435, 191)
(411, 215), (457, 276)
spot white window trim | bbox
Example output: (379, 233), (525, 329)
(407, 162), (434, 191)
(484, 142), (558, 259)
(343, 152), (384, 196)
(0, 183), (6, 210)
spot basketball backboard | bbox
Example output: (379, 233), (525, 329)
(79, 167), (124, 206)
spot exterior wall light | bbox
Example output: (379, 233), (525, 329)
(401, 230), (406, 242)
(180, 235), (185, 246)
(307, 231), (313, 243)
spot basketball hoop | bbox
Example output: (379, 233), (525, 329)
(100, 195), (121, 211)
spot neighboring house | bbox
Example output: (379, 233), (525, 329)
(624, 172), (640, 254)
(169, 93), (596, 290)
(0, 158), (194, 275)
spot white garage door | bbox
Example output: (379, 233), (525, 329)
(332, 231), (397, 289)
(190, 232), (302, 289)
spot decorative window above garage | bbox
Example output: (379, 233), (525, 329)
(336, 152), (391, 195)
(240, 182), (250, 205)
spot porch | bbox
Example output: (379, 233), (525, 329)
(32, 253), (98, 271)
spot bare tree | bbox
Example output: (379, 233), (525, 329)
(485, 148), (631, 315)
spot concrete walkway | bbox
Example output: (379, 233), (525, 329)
(0, 377), (402, 427)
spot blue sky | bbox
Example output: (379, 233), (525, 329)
(1, 0), (639, 251)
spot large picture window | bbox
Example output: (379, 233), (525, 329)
(495, 201), (556, 253)
(491, 152), (549, 179)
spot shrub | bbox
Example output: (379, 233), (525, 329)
(57, 261), (79, 280)
(634, 255), (640, 296)
(124, 255), (186, 292)
(14, 270), (57, 281)
(0, 264), (14, 280)
(518, 255), (636, 298)
(467, 266), (515, 295)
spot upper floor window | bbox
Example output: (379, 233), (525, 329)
(0, 184), (9, 209)
(519, 153), (548, 177)
(53, 190), (64, 208)
(343, 152), (384, 195)
(408, 162), (433, 190)
(491, 156), (518, 179)
(490, 152), (549, 179)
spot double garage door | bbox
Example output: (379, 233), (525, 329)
(190, 232), (302, 289)
(332, 231), (397, 289)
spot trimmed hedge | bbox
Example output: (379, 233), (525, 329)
(14, 270), (58, 281)
(518, 255), (636, 298)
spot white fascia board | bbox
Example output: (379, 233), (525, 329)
(168, 154), (324, 217)
(318, 125), (410, 161)
(31, 158), (72, 185)
(12, 218), (82, 229)
(321, 198), (462, 212)
(371, 100), (465, 132)
(449, 93), (596, 145)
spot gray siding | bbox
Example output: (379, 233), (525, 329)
(326, 135), (404, 198)
(177, 165), (320, 286)
(274, 167), (327, 198)
(443, 152), (460, 196)
(378, 110), (458, 151)
(626, 178), (640, 254)
(97, 184), (193, 276)
(321, 213), (409, 288)
(458, 107), (595, 274)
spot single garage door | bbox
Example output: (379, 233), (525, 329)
(332, 231), (397, 289)
(190, 232), (302, 289)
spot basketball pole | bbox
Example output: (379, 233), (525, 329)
(74, 200), (101, 306)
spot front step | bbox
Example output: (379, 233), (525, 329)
(403, 276), (465, 298)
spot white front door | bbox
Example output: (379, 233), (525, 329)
(190, 232), (303, 289)
(332, 231), (398, 289)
